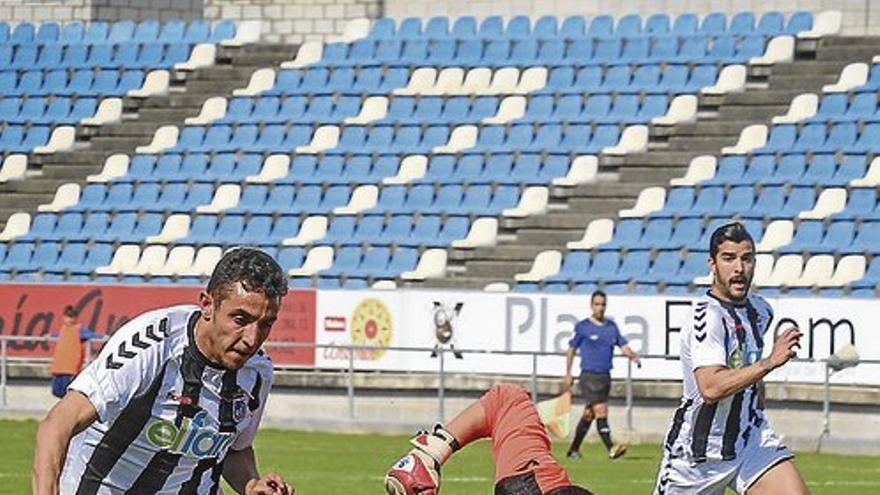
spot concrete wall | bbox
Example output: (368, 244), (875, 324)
(204, 0), (382, 44)
(0, 0), (203, 24)
(0, 0), (90, 24)
(385, 0), (879, 36)
(90, 0), (203, 22)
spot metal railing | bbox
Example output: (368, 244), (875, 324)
(1, 336), (876, 438)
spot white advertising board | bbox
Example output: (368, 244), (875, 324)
(314, 289), (879, 385)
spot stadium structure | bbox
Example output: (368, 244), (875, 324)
(0, 0), (877, 460)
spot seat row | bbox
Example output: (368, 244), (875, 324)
(0, 97), (97, 125)
(0, 19), (235, 45)
(312, 35), (767, 67)
(365, 12), (812, 41)
(156, 122), (622, 155)
(755, 122), (880, 155)
(0, 69), (146, 97)
(0, 42), (193, 71)
(705, 154), (869, 187)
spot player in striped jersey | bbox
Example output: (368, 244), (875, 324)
(33, 248), (293, 494)
(653, 222), (810, 495)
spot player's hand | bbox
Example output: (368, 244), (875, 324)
(563, 374), (573, 391)
(769, 327), (802, 369)
(385, 450), (440, 495)
(385, 425), (455, 495)
(245, 473), (293, 495)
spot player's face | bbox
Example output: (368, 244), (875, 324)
(199, 282), (280, 370)
(709, 240), (755, 303)
(590, 295), (606, 321)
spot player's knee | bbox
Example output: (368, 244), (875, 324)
(582, 409), (594, 421)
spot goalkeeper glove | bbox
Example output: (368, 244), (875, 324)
(384, 424), (459, 495)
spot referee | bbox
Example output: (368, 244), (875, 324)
(563, 290), (640, 460)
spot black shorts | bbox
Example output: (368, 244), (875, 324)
(578, 371), (611, 406)
(494, 471), (594, 495)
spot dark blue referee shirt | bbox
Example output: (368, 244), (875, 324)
(568, 318), (628, 374)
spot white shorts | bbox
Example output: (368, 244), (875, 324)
(653, 424), (794, 495)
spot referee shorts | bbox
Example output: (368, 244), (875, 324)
(653, 423), (794, 495)
(578, 371), (611, 407)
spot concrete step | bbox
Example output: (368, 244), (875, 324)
(1, 178), (70, 194)
(41, 151), (110, 166)
(465, 245), (552, 261)
(765, 74), (840, 91)
(716, 105), (788, 121)
(819, 36), (880, 47)
(136, 107), (200, 122)
(87, 136), (151, 151)
(513, 228), (585, 245)
(0, 193), (50, 209)
(141, 94), (207, 109)
(665, 136), (735, 152)
(816, 46), (879, 62)
(94, 121), (166, 138)
(619, 164), (687, 183)
(188, 66), (266, 81)
(623, 151), (703, 167)
(673, 121), (756, 136)
(773, 60), (847, 76)
(222, 48), (298, 66)
(40, 164), (102, 179)
(506, 213), (594, 230)
(566, 181), (649, 199)
(771, 60), (850, 76)
(185, 79), (241, 95)
(722, 90), (807, 106)
(566, 196), (634, 213)
(459, 260), (532, 278)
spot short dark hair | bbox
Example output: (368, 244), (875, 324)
(62, 305), (78, 318)
(207, 247), (288, 304)
(709, 222), (754, 259)
(591, 290), (607, 303)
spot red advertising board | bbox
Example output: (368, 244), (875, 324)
(0, 284), (316, 366)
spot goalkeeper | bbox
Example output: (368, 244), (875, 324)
(386, 383), (594, 495)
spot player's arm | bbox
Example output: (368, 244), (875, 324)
(620, 344), (641, 367)
(32, 391), (98, 494)
(563, 346), (577, 390)
(223, 447), (292, 495)
(563, 327), (584, 391)
(695, 327), (801, 404)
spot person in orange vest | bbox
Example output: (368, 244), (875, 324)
(49, 306), (94, 398)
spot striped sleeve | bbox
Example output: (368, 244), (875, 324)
(69, 312), (169, 423)
(690, 302), (727, 370)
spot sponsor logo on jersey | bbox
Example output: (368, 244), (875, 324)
(146, 410), (234, 459)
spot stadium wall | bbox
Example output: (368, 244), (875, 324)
(203, 0), (383, 44)
(0, 0), (202, 23)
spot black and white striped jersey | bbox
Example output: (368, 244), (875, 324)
(61, 304), (273, 494)
(662, 292), (774, 463)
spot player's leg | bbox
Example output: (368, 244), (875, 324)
(746, 460), (809, 495)
(653, 449), (735, 495)
(479, 384), (588, 495)
(737, 422), (808, 495)
(445, 399), (490, 446)
(567, 405), (594, 459)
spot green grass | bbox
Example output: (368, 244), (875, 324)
(9, 419), (879, 494)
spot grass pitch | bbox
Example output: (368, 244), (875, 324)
(7, 420), (878, 494)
